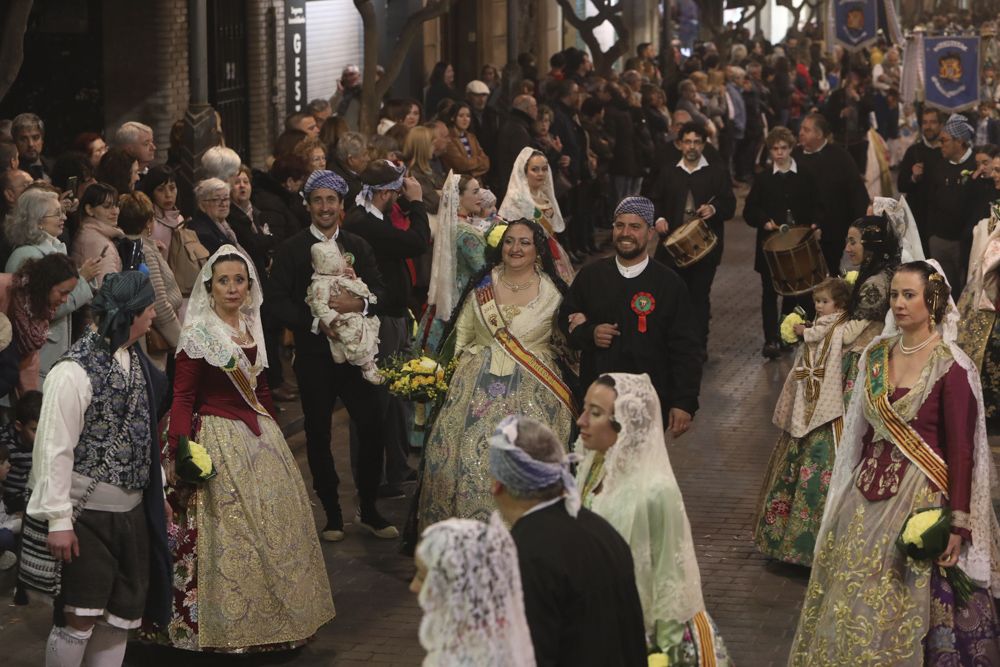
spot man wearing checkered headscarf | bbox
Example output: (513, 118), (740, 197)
(926, 111), (977, 292)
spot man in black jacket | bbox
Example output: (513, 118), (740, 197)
(344, 160), (431, 496)
(492, 95), (537, 201)
(649, 123), (736, 359)
(250, 155), (310, 243)
(266, 170), (398, 541)
(897, 107), (944, 253)
(926, 113), (977, 293)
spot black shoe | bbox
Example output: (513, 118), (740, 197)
(403, 468), (418, 484)
(378, 483), (406, 499)
(320, 514), (345, 542)
(357, 509), (400, 539)
(762, 342), (782, 359)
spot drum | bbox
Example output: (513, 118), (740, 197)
(762, 226), (829, 296)
(663, 218), (718, 268)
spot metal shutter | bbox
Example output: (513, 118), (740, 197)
(306, 0), (364, 102)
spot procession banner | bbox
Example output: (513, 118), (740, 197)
(924, 36), (980, 113)
(828, 0), (879, 52)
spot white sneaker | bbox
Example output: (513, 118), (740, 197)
(0, 551), (17, 570)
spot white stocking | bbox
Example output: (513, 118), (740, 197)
(81, 621), (128, 667)
(45, 625), (92, 667)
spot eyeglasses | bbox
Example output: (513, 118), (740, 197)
(42, 212), (65, 219)
(207, 197), (231, 205)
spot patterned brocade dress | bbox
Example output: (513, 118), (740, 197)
(417, 271), (573, 528)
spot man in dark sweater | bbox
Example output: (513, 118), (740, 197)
(648, 122), (736, 360)
(491, 95), (537, 200)
(266, 170), (397, 541)
(344, 160), (430, 496)
(792, 113), (870, 273)
(926, 113), (977, 294)
(897, 107), (944, 253)
(560, 196), (702, 433)
(489, 416), (647, 667)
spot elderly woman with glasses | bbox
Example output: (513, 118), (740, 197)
(188, 177), (242, 255)
(6, 187), (100, 379)
(70, 182), (124, 287)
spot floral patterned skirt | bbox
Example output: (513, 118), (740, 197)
(753, 424), (837, 566)
(416, 348), (573, 530)
(142, 415), (335, 652)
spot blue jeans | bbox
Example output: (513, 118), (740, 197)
(0, 527), (15, 553)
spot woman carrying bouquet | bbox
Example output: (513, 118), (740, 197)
(415, 219), (574, 531)
(788, 260), (1000, 665)
(154, 245), (335, 652)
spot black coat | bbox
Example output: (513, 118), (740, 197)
(550, 100), (586, 182)
(792, 143), (869, 252)
(511, 503), (648, 667)
(925, 152), (977, 241)
(328, 156), (364, 212)
(897, 139), (942, 245)
(471, 105), (502, 165)
(251, 170), (309, 242)
(492, 109), (535, 201)
(227, 205), (279, 277)
(743, 165), (819, 272)
(604, 100), (652, 178)
(266, 227), (386, 360)
(187, 209), (232, 256)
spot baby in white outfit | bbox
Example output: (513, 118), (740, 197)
(306, 242), (382, 384)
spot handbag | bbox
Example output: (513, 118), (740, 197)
(168, 222), (210, 297)
(146, 326), (171, 354)
(18, 371), (143, 597)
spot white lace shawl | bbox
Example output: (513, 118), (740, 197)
(498, 147), (565, 233)
(427, 170), (460, 319)
(965, 212), (1000, 312)
(574, 373), (705, 634)
(821, 260), (1000, 589)
(417, 512), (536, 666)
(872, 195), (924, 263)
(176, 244), (268, 370)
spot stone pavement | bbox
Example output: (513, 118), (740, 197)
(0, 194), (811, 666)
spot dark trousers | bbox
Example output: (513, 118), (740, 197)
(0, 527), (14, 553)
(261, 306), (284, 389)
(759, 270), (814, 344)
(821, 241), (845, 278)
(675, 251), (721, 357)
(294, 352), (386, 521)
(570, 183), (597, 251)
(734, 132), (762, 180)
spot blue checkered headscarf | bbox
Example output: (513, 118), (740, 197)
(614, 196), (655, 227)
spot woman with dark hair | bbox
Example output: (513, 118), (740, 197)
(415, 218), (575, 531)
(250, 154), (310, 242)
(440, 101), (490, 179)
(96, 147), (139, 195)
(139, 164), (183, 253)
(424, 61), (459, 120)
(842, 214), (901, 403)
(3, 253), (80, 393)
(71, 132), (108, 169)
(789, 260), (1000, 665)
(402, 99), (423, 128)
(377, 99), (410, 135)
(70, 182), (123, 286)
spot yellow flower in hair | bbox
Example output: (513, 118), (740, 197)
(487, 224), (509, 248)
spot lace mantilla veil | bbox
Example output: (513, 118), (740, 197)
(872, 195), (924, 263)
(498, 146), (565, 233)
(176, 244), (268, 370)
(574, 373), (705, 631)
(822, 259), (1000, 589)
(416, 512), (536, 666)
(427, 170), (460, 319)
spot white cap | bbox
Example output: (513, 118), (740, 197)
(466, 80), (490, 95)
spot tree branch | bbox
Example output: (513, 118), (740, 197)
(554, 0), (630, 76)
(0, 1), (33, 104)
(377, 0), (456, 100)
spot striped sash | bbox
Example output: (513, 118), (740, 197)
(19, 514), (62, 596)
(692, 611), (719, 667)
(475, 275), (578, 417)
(221, 356), (271, 418)
(864, 340), (950, 495)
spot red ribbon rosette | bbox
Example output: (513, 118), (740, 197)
(630, 292), (655, 333)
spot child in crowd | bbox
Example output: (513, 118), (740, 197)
(1, 390), (41, 514)
(0, 444), (19, 570)
(753, 278), (863, 565)
(306, 242), (382, 384)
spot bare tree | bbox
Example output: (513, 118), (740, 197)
(353, 0), (457, 137)
(554, 0), (630, 76)
(776, 0), (822, 33)
(0, 1), (33, 104)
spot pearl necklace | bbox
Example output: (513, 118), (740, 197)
(499, 268), (537, 293)
(899, 332), (938, 355)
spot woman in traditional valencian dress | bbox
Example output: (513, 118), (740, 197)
(416, 219), (575, 530)
(156, 245), (335, 652)
(575, 373), (730, 666)
(498, 147), (575, 284)
(788, 261), (1000, 666)
(415, 170), (489, 355)
(841, 214), (900, 404)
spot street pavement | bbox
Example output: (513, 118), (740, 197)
(0, 193), (810, 666)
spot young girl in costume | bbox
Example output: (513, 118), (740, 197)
(754, 277), (865, 565)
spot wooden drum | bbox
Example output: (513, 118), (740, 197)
(663, 219), (718, 268)
(762, 226), (829, 296)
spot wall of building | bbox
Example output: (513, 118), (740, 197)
(248, 0), (285, 167)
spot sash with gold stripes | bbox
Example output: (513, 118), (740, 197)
(221, 355), (272, 418)
(474, 274), (578, 417)
(864, 340), (950, 496)
(691, 610), (719, 667)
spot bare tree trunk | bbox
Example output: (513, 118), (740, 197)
(353, 0), (456, 137)
(0, 1), (33, 104)
(553, 0), (630, 77)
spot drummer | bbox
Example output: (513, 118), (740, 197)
(558, 196), (704, 436)
(648, 121), (736, 360)
(743, 126), (821, 360)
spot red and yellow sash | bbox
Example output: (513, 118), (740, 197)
(864, 339), (949, 496)
(475, 274), (578, 417)
(692, 611), (718, 667)
(221, 355), (271, 418)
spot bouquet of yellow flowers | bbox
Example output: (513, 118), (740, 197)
(779, 307), (807, 345)
(379, 354), (458, 404)
(844, 270), (859, 286)
(176, 436), (217, 484)
(897, 507), (974, 606)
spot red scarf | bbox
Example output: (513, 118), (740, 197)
(10, 277), (51, 354)
(389, 202), (417, 285)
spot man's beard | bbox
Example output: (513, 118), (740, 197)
(615, 237), (645, 260)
